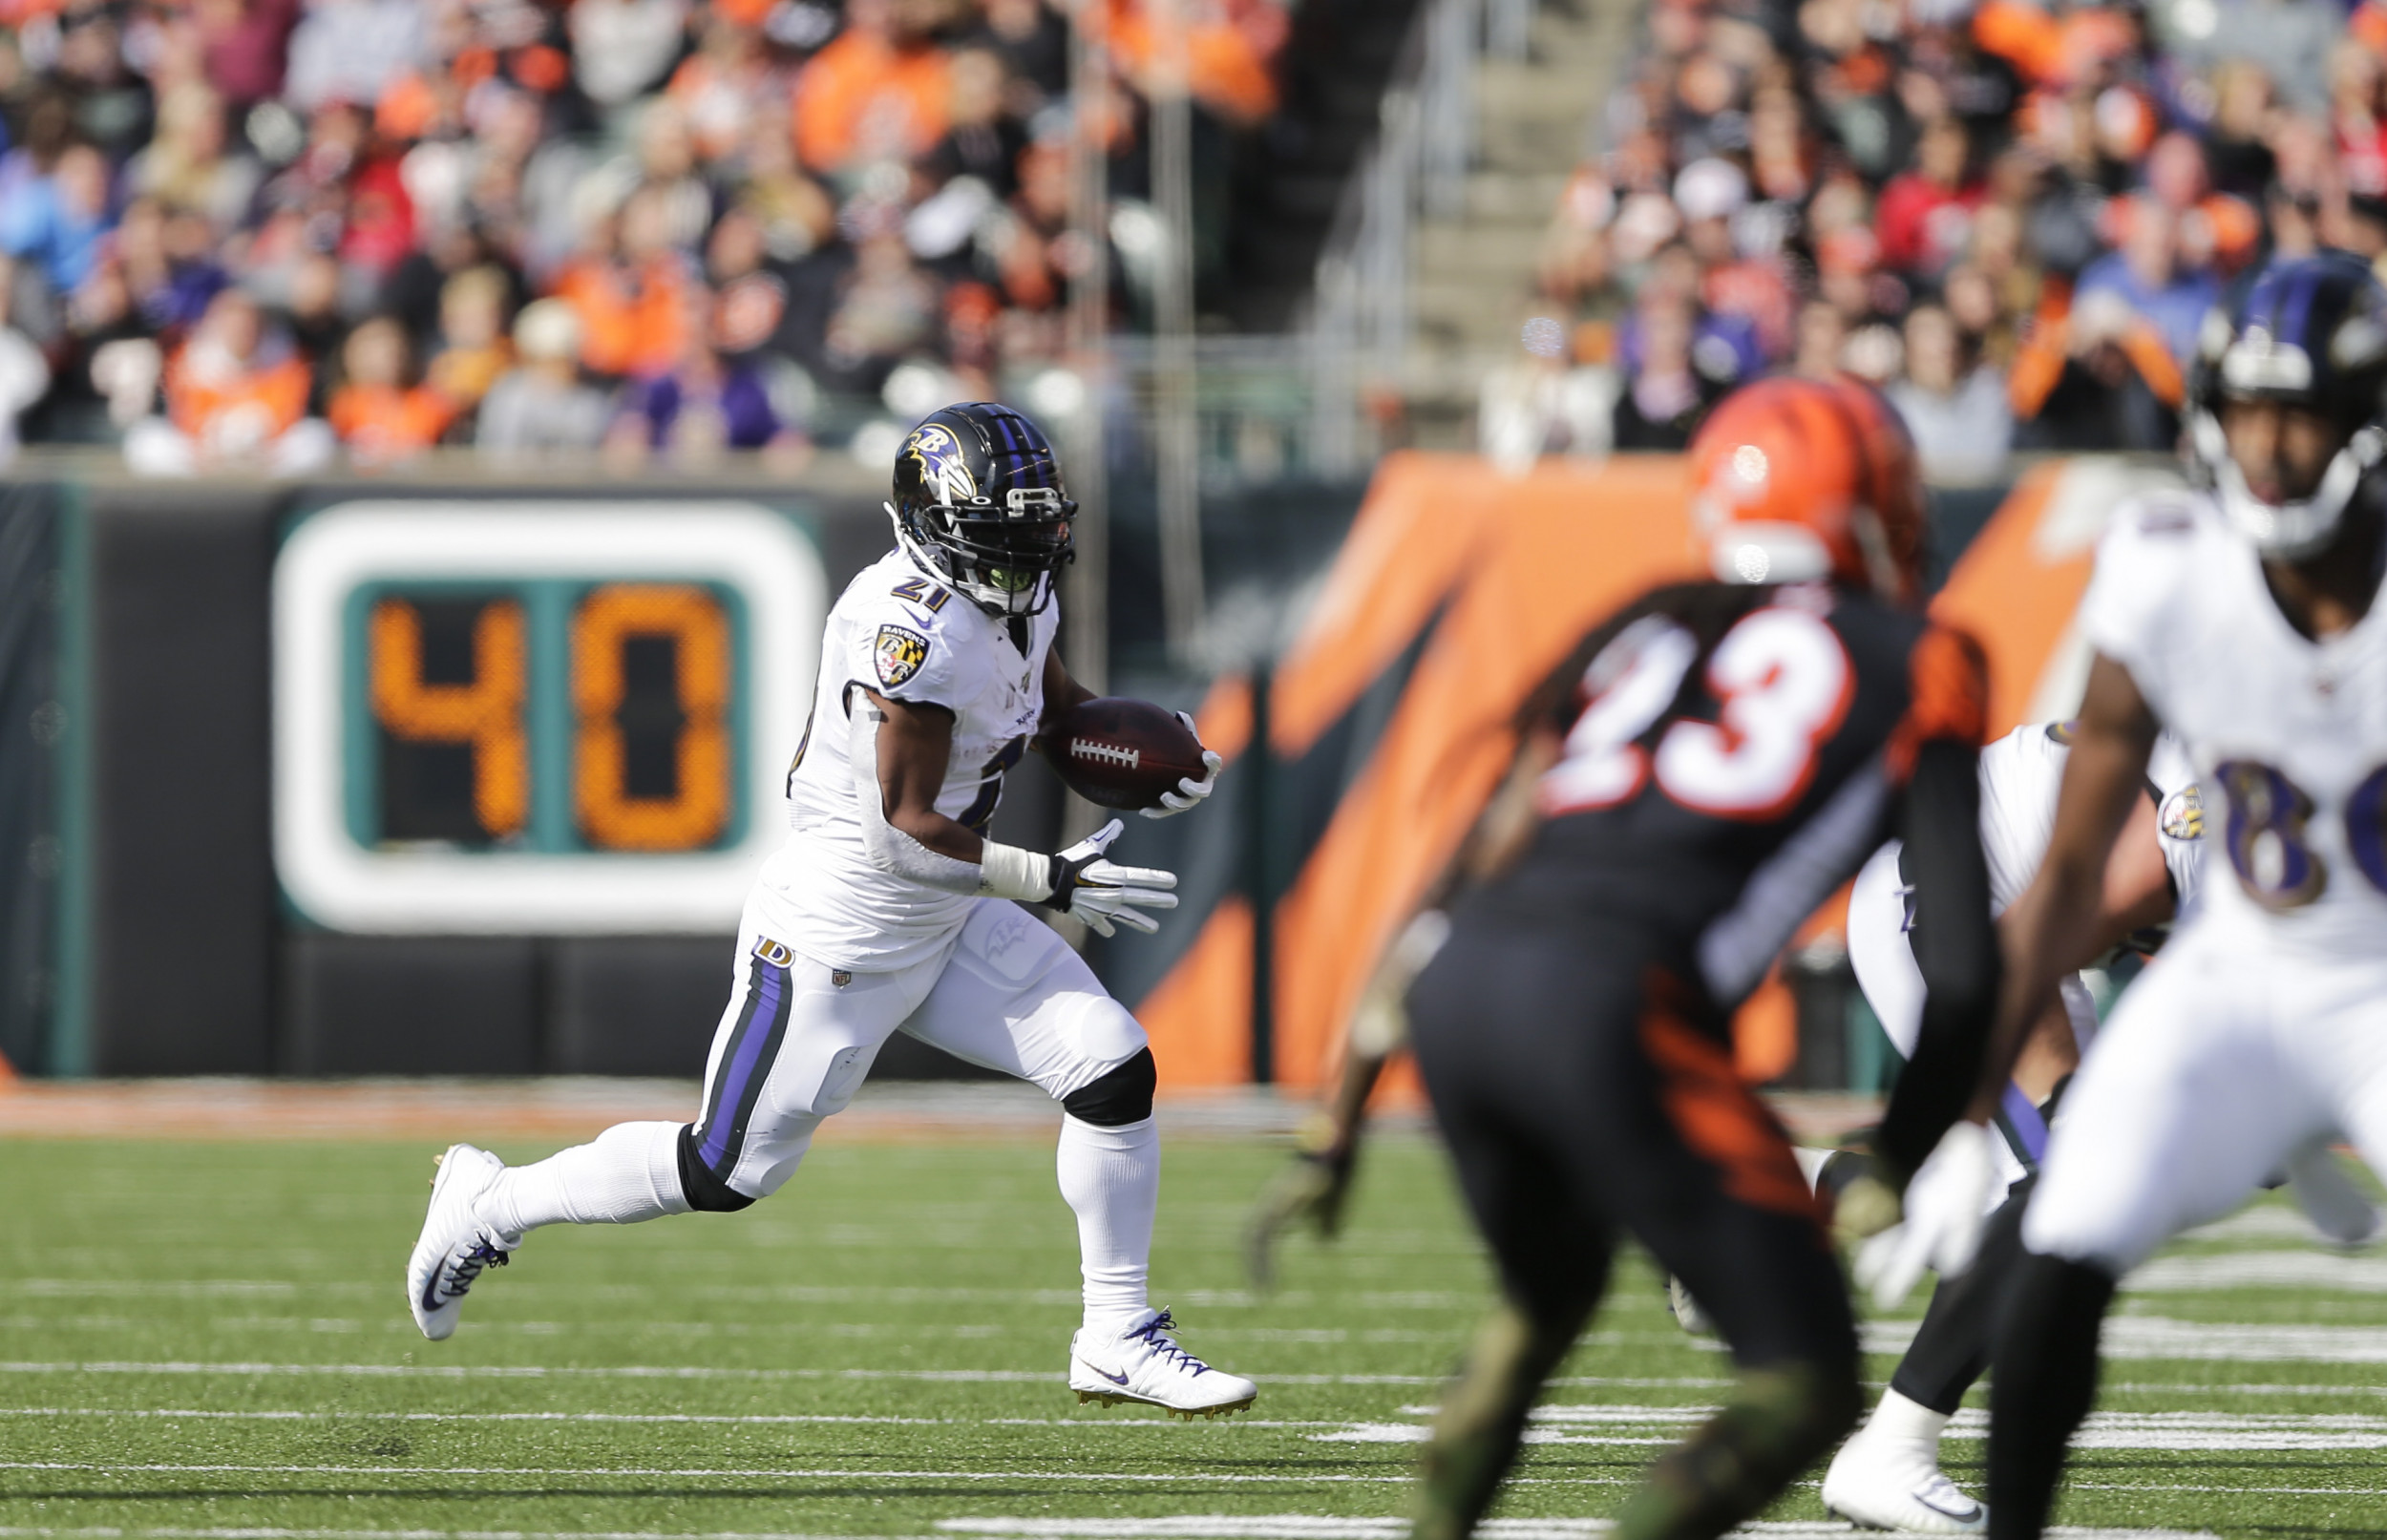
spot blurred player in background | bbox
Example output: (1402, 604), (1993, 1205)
(1937, 251), (2387, 1539)
(1400, 377), (2004, 1540)
(1821, 719), (2202, 1532)
(407, 402), (1257, 1420)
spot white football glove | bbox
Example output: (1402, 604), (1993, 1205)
(1854, 1121), (1998, 1310)
(1049, 818), (1179, 937)
(1141, 711), (1223, 819)
(2287, 1142), (2383, 1248)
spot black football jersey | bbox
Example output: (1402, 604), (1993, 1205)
(1475, 580), (1988, 1009)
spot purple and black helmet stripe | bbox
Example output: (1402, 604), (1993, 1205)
(693, 951), (793, 1180)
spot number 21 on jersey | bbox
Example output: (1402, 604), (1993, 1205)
(1538, 604), (1853, 820)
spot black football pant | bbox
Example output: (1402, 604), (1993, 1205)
(1888, 1173), (2036, 1415)
(1407, 916), (1859, 1540)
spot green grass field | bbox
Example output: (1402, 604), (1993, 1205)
(1, 1122), (2382, 1539)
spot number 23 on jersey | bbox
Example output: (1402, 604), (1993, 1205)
(1539, 604), (1854, 821)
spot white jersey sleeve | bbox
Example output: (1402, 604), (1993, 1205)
(1975, 723), (2069, 915)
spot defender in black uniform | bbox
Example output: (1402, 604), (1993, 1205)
(1405, 378), (2001, 1540)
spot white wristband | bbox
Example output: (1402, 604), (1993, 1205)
(977, 841), (1054, 902)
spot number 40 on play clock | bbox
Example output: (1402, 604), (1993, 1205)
(273, 502), (823, 936)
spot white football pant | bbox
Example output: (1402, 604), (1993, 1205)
(690, 895), (1150, 1199)
(2023, 919), (2387, 1275)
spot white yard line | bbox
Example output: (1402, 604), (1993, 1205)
(0, 1362), (1714, 1389)
(0, 1463), (1395, 1485)
(2123, 1251), (2387, 1293)
(931, 1521), (2223, 1540)
(0, 1409), (1347, 1430)
(1321, 1404), (2387, 1451)
(1862, 1315), (2387, 1362)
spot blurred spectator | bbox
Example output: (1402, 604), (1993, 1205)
(795, 0), (953, 176)
(327, 313), (454, 462)
(1877, 118), (1985, 278)
(572, 0), (692, 110)
(2010, 285), (2186, 453)
(604, 304), (806, 469)
(1, 140), (110, 293)
(477, 297), (614, 456)
(200, 0), (304, 110)
(126, 83), (259, 234)
(2074, 197), (2217, 367)
(553, 183), (697, 380)
(1613, 294), (1722, 450)
(1887, 302), (2011, 481)
(284, 0), (432, 116)
(425, 265), (515, 416)
(125, 288), (332, 475)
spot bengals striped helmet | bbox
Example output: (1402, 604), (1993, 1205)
(1687, 376), (1928, 604)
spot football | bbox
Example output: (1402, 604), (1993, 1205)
(1046, 696), (1209, 811)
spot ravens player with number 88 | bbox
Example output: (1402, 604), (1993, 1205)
(405, 403), (1256, 1420)
(1958, 253), (2387, 1539)
(1403, 376), (2002, 1540)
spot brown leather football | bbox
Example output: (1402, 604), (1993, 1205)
(1047, 697), (1208, 812)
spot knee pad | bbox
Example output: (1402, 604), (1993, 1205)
(1063, 1047), (1155, 1127)
(676, 1124), (757, 1213)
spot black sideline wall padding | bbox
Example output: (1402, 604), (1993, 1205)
(86, 486), (281, 1075)
(0, 485), (60, 1073)
(284, 934), (541, 1075)
(546, 937), (731, 1077)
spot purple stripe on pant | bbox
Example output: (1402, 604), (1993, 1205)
(699, 960), (787, 1173)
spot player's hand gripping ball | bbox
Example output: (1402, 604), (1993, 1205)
(1048, 698), (1220, 816)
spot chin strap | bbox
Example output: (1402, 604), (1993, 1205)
(2194, 411), (2387, 559)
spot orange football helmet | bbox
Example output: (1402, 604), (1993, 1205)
(1686, 375), (1928, 604)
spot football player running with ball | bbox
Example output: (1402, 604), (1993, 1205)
(1951, 252), (2387, 1538)
(406, 403), (1257, 1420)
(1404, 376), (2003, 1540)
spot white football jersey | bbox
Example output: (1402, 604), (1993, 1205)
(2080, 490), (2387, 956)
(754, 547), (1057, 968)
(1976, 721), (2206, 916)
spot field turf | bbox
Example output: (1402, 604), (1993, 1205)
(1, 1117), (2382, 1539)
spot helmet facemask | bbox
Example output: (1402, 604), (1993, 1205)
(889, 485), (1076, 617)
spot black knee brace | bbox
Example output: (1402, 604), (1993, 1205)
(1063, 1047), (1155, 1127)
(676, 1124), (757, 1213)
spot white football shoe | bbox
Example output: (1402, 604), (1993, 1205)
(1069, 1307), (1257, 1419)
(406, 1143), (515, 1341)
(1822, 1418), (1987, 1534)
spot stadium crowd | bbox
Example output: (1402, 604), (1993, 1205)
(0, 0), (1285, 471)
(1516, 0), (2387, 480)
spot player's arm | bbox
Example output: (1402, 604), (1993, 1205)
(1972, 656), (2159, 1120)
(850, 685), (1177, 934)
(865, 688), (984, 863)
(1871, 733), (2000, 1182)
(2092, 790), (2176, 943)
(1033, 648), (1098, 743)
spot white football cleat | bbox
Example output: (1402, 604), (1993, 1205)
(1068, 1307), (1257, 1419)
(1822, 1421), (1987, 1533)
(406, 1143), (515, 1341)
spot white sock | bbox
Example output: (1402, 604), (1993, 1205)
(1057, 1112), (1157, 1334)
(1862, 1387), (1951, 1450)
(475, 1121), (693, 1241)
